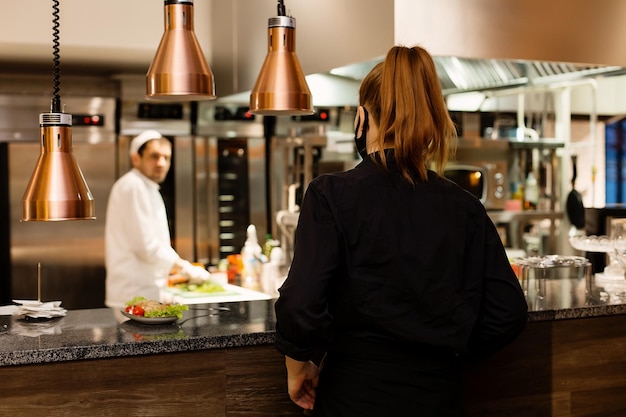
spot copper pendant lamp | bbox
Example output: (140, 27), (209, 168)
(146, 0), (216, 101)
(22, 0), (95, 222)
(249, 0), (313, 115)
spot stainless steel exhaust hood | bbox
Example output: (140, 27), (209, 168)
(216, 55), (625, 109)
(435, 57), (625, 95)
(330, 55), (626, 97)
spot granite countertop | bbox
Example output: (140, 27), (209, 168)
(1, 281), (626, 367)
(0, 300), (277, 367)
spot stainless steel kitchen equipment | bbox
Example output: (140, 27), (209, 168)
(518, 255), (591, 311)
(445, 138), (509, 210)
(195, 102), (267, 265)
(272, 128), (327, 264)
(444, 136), (565, 255)
(269, 107), (360, 263)
(195, 103), (348, 266)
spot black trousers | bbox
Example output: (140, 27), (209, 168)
(312, 349), (465, 417)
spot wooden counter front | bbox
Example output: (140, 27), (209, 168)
(464, 314), (626, 416)
(1, 313), (625, 416)
(2, 290), (626, 417)
(1, 345), (302, 417)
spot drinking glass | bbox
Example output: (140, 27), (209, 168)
(611, 219), (626, 278)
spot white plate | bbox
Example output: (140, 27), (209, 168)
(0, 305), (18, 315)
(13, 299), (42, 306)
(13, 300), (63, 308)
(120, 310), (178, 324)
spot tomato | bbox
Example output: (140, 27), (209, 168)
(125, 305), (145, 316)
(131, 306), (145, 316)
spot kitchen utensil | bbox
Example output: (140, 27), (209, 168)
(566, 155), (585, 229)
(518, 255), (591, 310)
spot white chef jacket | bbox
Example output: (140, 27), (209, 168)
(104, 168), (179, 308)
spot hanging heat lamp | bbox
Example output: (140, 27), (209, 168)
(21, 0), (95, 222)
(249, 0), (313, 115)
(146, 0), (216, 101)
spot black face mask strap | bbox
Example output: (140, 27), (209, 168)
(355, 106), (369, 133)
(354, 107), (369, 157)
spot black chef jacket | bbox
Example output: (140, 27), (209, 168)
(274, 151), (528, 364)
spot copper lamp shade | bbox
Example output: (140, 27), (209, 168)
(250, 12), (313, 115)
(146, 0), (216, 101)
(22, 112), (95, 221)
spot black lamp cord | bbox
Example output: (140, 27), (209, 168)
(51, 0), (61, 113)
(277, 0), (286, 16)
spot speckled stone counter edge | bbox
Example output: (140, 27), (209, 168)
(0, 331), (276, 366)
(2, 303), (626, 367)
(527, 303), (626, 321)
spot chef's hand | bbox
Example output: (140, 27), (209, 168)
(179, 261), (211, 282)
(285, 356), (319, 411)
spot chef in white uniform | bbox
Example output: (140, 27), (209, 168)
(105, 130), (209, 309)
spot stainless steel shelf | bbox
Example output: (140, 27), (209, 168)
(488, 210), (564, 223)
(507, 139), (565, 150)
(488, 210), (564, 254)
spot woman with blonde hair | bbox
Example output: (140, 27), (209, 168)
(274, 45), (527, 416)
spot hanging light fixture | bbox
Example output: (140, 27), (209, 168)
(22, 0), (95, 221)
(146, 0), (216, 101)
(249, 0), (313, 115)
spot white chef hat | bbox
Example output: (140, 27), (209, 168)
(129, 130), (163, 156)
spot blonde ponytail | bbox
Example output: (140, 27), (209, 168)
(359, 46), (457, 184)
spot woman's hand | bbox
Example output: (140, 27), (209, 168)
(285, 356), (320, 410)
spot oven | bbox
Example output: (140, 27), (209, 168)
(444, 138), (509, 210)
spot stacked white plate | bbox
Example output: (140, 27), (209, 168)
(12, 300), (67, 319)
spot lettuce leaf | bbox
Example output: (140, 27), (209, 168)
(144, 303), (188, 319)
(125, 296), (189, 319)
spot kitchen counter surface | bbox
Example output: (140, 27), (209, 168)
(0, 300), (276, 367)
(1, 283), (626, 367)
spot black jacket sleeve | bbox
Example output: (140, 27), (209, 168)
(465, 213), (528, 360)
(274, 183), (339, 361)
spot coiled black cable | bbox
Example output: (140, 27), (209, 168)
(277, 0), (286, 16)
(51, 0), (61, 113)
